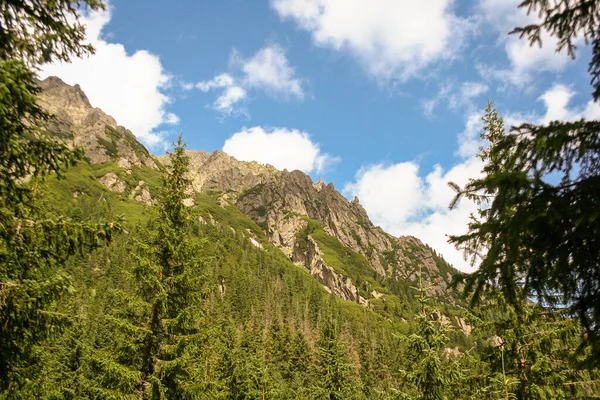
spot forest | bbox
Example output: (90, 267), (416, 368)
(1, 0), (600, 399)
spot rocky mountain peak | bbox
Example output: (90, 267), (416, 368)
(39, 76), (93, 109)
(37, 77), (159, 170)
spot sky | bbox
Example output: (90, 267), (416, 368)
(39, 0), (597, 272)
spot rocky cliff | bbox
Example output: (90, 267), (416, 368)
(158, 149), (458, 304)
(38, 76), (461, 306)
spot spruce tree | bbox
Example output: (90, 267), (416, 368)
(400, 271), (461, 400)
(314, 309), (357, 399)
(449, 1), (600, 362)
(468, 291), (600, 399)
(133, 135), (206, 398)
(0, 1), (122, 395)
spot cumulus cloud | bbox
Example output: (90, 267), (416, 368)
(196, 73), (236, 91)
(238, 46), (304, 99)
(539, 85), (600, 123)
(196, 73), (247, 115)
(165, 113), (180, 125)
(39, 5), (176, 148)
(476, 0), (578, 86)
(345, 83), (600, 272)
(222, 126), (339, 174)
(344, 158), (484, 272)
(195, 45), (304, 117)
(213, 86), (248, 115)
(503, 84), (600, 126)
(271, 0), (472, 81)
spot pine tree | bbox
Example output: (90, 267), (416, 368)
(449, 1), (600, 362)
(0, 1), (122, 395)
(133, 135), (206, 398)
(314, 310), (358, 399)
(0, 0), (104, 65)
(400, 270), (461, 400)
(448, 102), (513, 302)
(71, 136), (206, 398)
(469, 291), (600, 399)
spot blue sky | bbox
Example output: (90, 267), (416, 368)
(40, 0), (596, 271)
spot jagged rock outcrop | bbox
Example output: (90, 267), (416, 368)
(159, 149), (458, 301)
(293, 235), (367, 305)
(159, 150), (281, 194)
(37, 76), (158, 169)
(99, 172), (126, 193)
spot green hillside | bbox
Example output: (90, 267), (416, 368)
(17, 154), (594, 399)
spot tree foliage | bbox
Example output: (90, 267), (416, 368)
(400, 272), (464, 400)
(0, 0), (104, 65)
(511, 0), (600, 100)
(450, 0), (600, 363)
(134, 136), (206, 398)
(470, 292), (599, 399)
(2, 0), (599, 397)
(0, 0), (121, 395)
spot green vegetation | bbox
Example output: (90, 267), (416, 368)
(39, 161), (151, 224)
(2, 0), (600, 397)
(97, 136), (119, 158)
(0, 0), (117, 395)
(294, 217), (383, 295)
(104, 125), (155, 162)
(194, 193), (267, 240)
(237, 183), (265, 201)
(450, 0), (600, 363)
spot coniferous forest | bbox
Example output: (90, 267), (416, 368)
(1, 1), (600, 399)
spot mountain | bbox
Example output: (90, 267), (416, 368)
(37, 76), (463, 313)
(38, 76), (461, 310)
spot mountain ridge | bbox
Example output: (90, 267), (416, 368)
(38, 75), (462, 307)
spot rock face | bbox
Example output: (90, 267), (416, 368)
(39, 76), (460, 305)
(293, 235), (368, 305)
(37, 76), (158, 169)
(158, 149), (458, 303)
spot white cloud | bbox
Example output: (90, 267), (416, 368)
(222, 126), (339, 174)
(461, 82), (489, 100)
(477, 0), (527, 33)
(539, 84), (600, 123)
(504, 85), (600, 125)
(583, 100), (600, 120)
(271, 0), (472, 81)
(165, 113), (180, 125)
(39, 6), (176, 148)
(457, 113), (484, 158)
(196, 73), (236, 91)
(346, 84), (600, 272)
(213, 86), (247, 114)
(239, 45), (304, 99)
(196, 45), (304, 117)
(196, 73), (247, 115)
(476, 0), (577, 86)
(344, 114), (485, 272)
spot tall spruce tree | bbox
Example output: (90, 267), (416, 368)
(400, 270), (462, 400)
(0, 1), (123, 395)
(313, 305), (358, 399)
(133, 135), (206, 398)
(449, 1), (600, 362)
